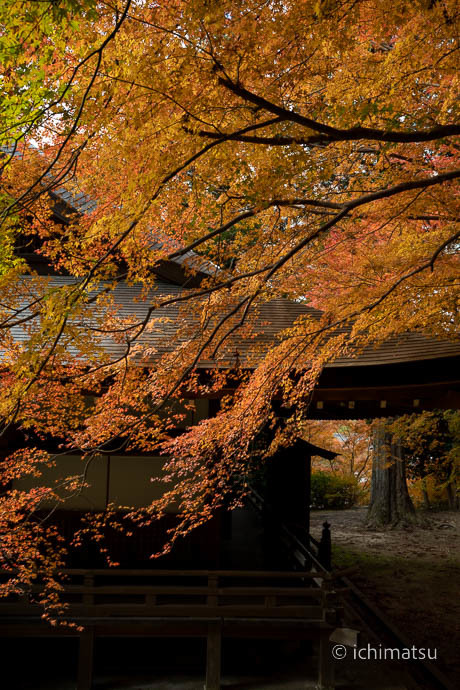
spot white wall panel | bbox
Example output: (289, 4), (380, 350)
(108, 456), (176, 511)
(13, 454), (108, 510)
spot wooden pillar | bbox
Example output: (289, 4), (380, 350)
(205, 621), (222, 690)
(268, 441), (310, 528)
(77, 628), (94, 690)
(317, 629), (335, 690)
(288, 443), (310, 529)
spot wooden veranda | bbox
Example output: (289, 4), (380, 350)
(1, 567), (341, 690)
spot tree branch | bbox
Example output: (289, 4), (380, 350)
(217, 76), (460, 144)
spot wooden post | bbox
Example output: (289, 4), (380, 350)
(318, 521), (331, 570)
(82, 574), (94, 606)
(77, 628), (94, 690)
(205, 620), (222, 690)
(317, 629), (335, 690)
(204, 574), (221, 689)
(207, 574), (218, 607)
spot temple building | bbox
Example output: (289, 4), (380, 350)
(2, 180), (460, 690)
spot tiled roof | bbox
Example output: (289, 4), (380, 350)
(3, 147), (459, 370)
(51, 186), (98, 215)
(8, 277), (460, 369)
(51, 184), (220, 279)
(1, 145), (218, 282)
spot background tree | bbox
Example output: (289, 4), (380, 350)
(366, 420), (417, 529)
(306, 420), (372, 486)
(304, 419), (372, 507)
(390, 411), (460, 510)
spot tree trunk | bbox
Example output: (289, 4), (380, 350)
(366, 423), (417, 529)
(421, 476), (431, 509)
(446, 481), (458, 511)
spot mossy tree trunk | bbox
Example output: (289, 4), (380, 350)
(367, 422), (417, 528)
(446, 481), (459, 511)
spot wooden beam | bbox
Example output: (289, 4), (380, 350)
(312, 379), (460, 402)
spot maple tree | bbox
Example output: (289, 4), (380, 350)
(303, 419), (373, 508)
(0, 0), (459, 611)
(305, 420), (372, 485)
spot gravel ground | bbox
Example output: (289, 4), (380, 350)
(310, 507), (460, 687)
(310, 507), (460, 561)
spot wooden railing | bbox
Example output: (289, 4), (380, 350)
(0, 568), (340, 690)
(1, 568), (337, 620)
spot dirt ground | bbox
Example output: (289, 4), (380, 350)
(310, 507), (460, 686)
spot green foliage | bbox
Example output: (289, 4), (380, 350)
(310, 471), (359, 509)
(0, 199), (24, 276)
(0, 229), (22, 275)
(0, 0), (97, 146)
